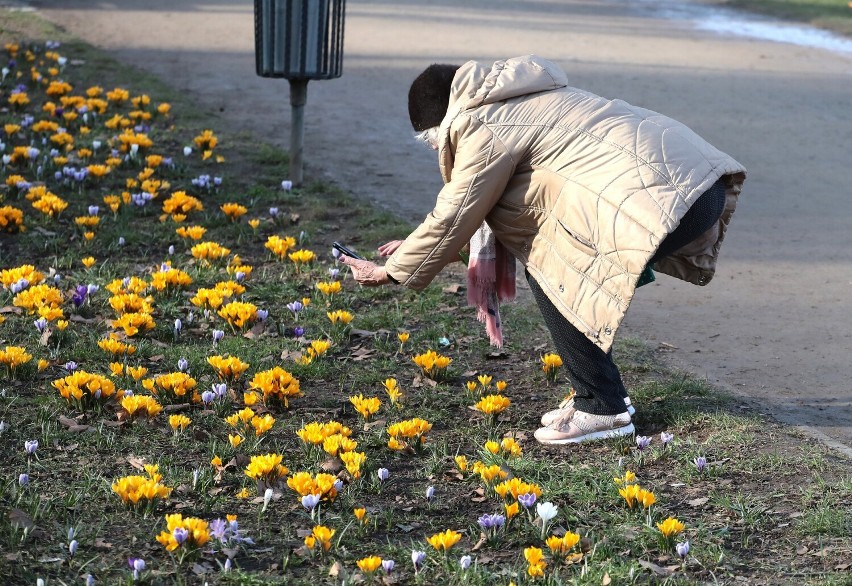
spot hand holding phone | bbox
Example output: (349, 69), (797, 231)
(333, 241), (364, 260)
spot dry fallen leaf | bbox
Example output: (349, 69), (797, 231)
(470, 532), (488, 551)
(126, 456), (146, 470)
(638, 559), (673, 576)
(58, 415), (93, 433)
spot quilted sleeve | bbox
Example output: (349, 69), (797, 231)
(384, 117), (515, 290)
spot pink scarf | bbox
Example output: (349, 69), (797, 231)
(467, 223), (516, 347)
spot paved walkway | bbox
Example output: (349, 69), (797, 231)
(29, 0), (852, 449)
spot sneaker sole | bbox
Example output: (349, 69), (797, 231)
(541, 403), (635, 426)
(534, 422), (636, 445)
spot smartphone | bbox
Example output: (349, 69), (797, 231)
(333, 241), (365, 260)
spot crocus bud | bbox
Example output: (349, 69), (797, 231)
(18, 473), (29, 486)
(301, 494), (320, 510)
(172, 527), (189, 545)
(68, 539), (78, 556)
(411, 550), (426, 570)
(281, 180), (293, 191)
(177, 358), (188, 372)
(460, 555), (472, 570)
(377, 468), (389, 481)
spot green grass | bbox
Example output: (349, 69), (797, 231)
(0, 8), (851, 586)
(726, 0), (852, 36)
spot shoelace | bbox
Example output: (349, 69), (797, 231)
(549, 406), (577, 429)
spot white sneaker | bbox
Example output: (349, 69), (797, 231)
(534, 409), (634, 445)
(541, 396), (635, 426)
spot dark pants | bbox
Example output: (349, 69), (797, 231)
(528, 178), (727, 416)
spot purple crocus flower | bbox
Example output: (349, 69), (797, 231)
(286, 301), (303, 315)
(293, 326), (304, 338)
(209, 519), (227, 541)
(460, 555), (472, 570)
(281, 180), (293, 191)
(24, 440), (38, 455)
(411, 550), (426, 571)
(86, 284), (99, 296)
(177, 358), (188, 372)
(426, 486), (435, 500)
(68, 540), (78, 556)
(382, 559), (395, 573)
(301, 494), (320, 511)
(212, 383), (227, 398)
(212, 330), (225, 344)
(33, 318), (48, 333)
(172, 527), (189, 545)
(477, 513), (505, 530)
(635, 435), (652, 451)
(377, 468), (389, 481)
(268, 207), (279, 218)
(256, 309), (268, 321)
(518, 492), (537, 508)
(18, 473), (29, 486)
(71, 285), (88, 307)
(64, 361), (78, 372)
(129, 557), (145, 579)
(660, 432), (674, 446)
(10, 278), (28, 293)
(201, 391), (215, 405)
(694, 456), (708, 472)
(677, 540), (690, 560)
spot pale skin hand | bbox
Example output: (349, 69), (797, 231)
(377, 240), (404, 257)
(339, 255), (390, 286)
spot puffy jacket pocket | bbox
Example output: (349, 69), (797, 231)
(557, 219), (597, 256)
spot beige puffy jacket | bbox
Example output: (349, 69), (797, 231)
(385, 55), (746, 352)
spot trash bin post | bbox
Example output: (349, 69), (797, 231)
(254, 0), (345, 187)
(288, 79), (308, 186)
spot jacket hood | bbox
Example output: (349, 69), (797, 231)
(447, 55), (568, 115)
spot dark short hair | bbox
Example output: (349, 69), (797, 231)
(408, 63), (461, 132)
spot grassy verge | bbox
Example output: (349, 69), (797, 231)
(1, 9), (851, 586)
(724, 0), (852, 37)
